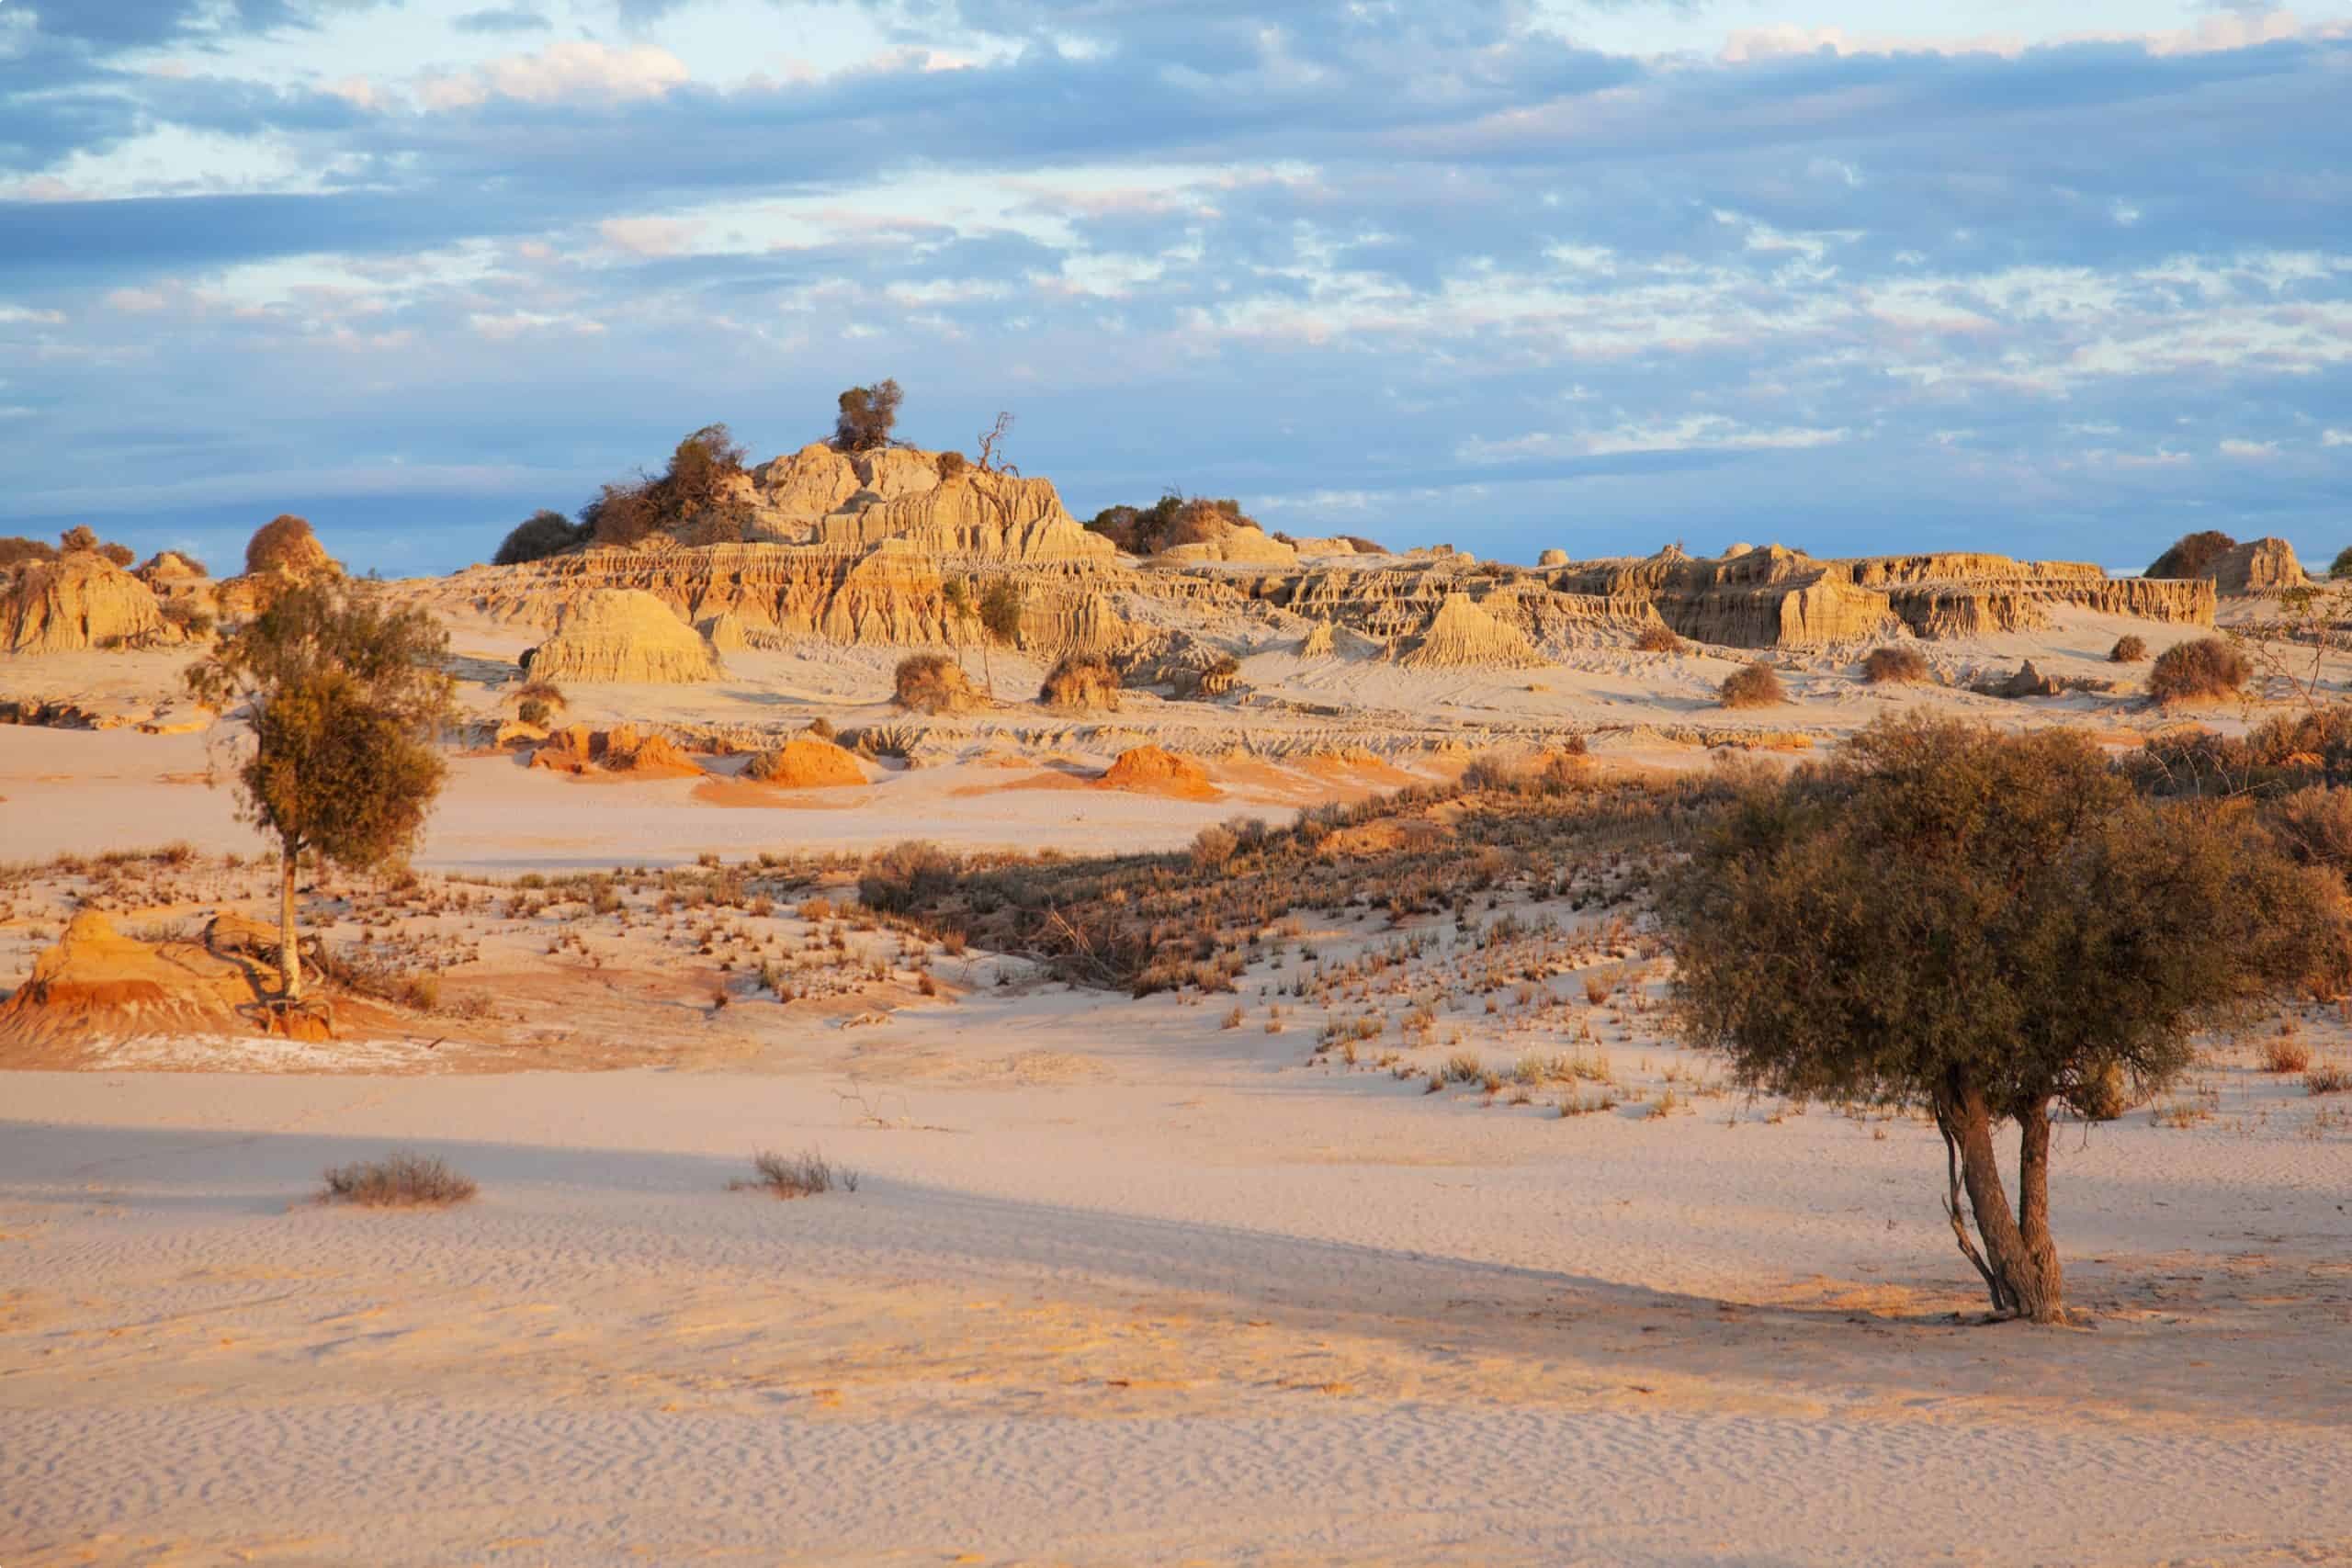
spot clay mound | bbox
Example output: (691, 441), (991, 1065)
(698, 610), (750, 651)
(1097, 744), (1218, 799)
(3, 551), (178, 654)
(137, 550), (209, 582)
(1039, 653), (1122, 711)
(1399, 592), (1544, 670)
(1976, 660), (2064, 700)
(895, 653), (981, 714)
(742, 736), (869, 788)
(1156, 518), (1299, 568)
(530, 590), (722, 683)
(0, 911), (266, 1051)
(530, 723), (705, 778)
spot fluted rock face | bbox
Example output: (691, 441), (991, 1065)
(1156, 520), (1299, 567)
(814, 471), (1117, 565)
(1400, 592), (1545, 669)
(528, 589), (722, 683)
(3, 551), (178, 654)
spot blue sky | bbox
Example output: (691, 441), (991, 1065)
(1, 0), (2347, 575)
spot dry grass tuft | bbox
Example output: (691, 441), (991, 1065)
(2109, 635), (2149, 664)
(2307, 1063), (2352, 1096)
(1038, 652), (1122, 711)
(1633, 624), (1683, 655)
(737, 1147), (858, 1198)
(2260, 1036), (2312, 1074)
(894, 653), (979, 714)
(320, 1151), (477, 1208)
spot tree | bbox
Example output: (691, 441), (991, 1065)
(976, 411), (1017, 475)
(494, 509), (588, 566)
(576, 424), (750, 548)
(1663, 716), (2341, 1323)
(187, 582), (455, 1004)
(832, 379), (903, 452)
(975, 578), (1023, 697)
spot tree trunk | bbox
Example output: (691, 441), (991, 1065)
(2012, 1100), (2064, 1323)
(278, 842), (303, 1002)
(1936, 1077), (2064, 1322)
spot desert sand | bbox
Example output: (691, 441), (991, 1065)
(5, 514), (2351, 1565)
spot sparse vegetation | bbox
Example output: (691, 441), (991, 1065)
(1085, 493), (1261, 556)
(1634, 624), (1683, 655)
(736, 1147), (857, 1198)
(1717, 661), (1785, 709)
(2109, 635), (2149, 663)
(580, 423), (751, 548)
(1860, 646), (1928, 685)
(2146, 636), (2250, 704)
(320, 1151), (477, 1208)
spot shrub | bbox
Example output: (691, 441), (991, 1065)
(1191, 824), (1238, 871)
(2146, 637), (2250, 704)
(860, 840), (959, 913)
(2146, 530), (2237, 581)
(580, 424), (750, 547)
(516, 698), (550, 727)
(98, 542), (135, 567)
(832, 379), (902, 453)
(736, 1147), (857, 1198)
(2308, 1064), (2352, 1095)
(1860, 646), (1928, 685)
(1664, 716), (2346, 1322)
(245, 513), (323, 575)
(59, 524), (100, 553)
(2267, 786), (2352, 875)
(1634, 624), (1683, 655)
(0, 536), (58, 570)
(321, 1151), (476, 1207)
(2333, 547), (2352, 581)
(1085, 494), (1261, 556)
(2260, 1036), (2312, 1074)
(2109, 635), (2149, 663)
(1039, 653), (1121, 711)
(806, 716), (836, 739)
(1718, 661), (1785, 709)
(158, 600), (216, 637)
(935, 450), (969, 479)
(894, 652), (978, 713)
(494, 509), (588, 566)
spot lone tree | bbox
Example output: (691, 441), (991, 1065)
(187, 582), (455, 1004)
(832, 379), (902, 452)
(1663, 716), (2341, 1323)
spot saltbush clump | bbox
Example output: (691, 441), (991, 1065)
(1860, 646), (1928, 685)
(321, 1151), (477, 1208)
(1718, 661), (1786, 709)
(894, 653), (978, 713)
(1633, 624), (1683, 655)
(2109, 635), (2149, 663)
(2146, 637), (2249, 704)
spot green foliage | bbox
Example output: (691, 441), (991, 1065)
(1662, 716), (2344, 1318)
(832, 379), (903, 452)
(494, 509), (589, 566)
(978, 578), (1024, 645)
(2146, 529), (2237, 580)
(2146, 636), (2249, 703)
(187, 582), (455, 877)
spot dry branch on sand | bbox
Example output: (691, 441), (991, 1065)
(321, 1152), (477, 1208)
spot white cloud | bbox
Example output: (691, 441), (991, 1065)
(0, 305), (65, 325)
(2324, 429), (2351, 447)
(105, 288), (170, 314)
(420, 42), (690, 110)
(1459, 418), (1849, 462)
(2219, 437), (2279, 458)
(597, 216), (704, 257)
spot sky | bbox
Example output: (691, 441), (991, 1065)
(1, 0), (2347, 576)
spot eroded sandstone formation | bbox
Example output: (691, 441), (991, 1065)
(526, 590), (723, 684)
(3, 550), (179, 654)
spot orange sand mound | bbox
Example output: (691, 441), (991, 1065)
(530, 723), (705, 780)
(0, 910), (275, 1055)
(741, 736), (869, 789)
(1095, 744), (1219, 800)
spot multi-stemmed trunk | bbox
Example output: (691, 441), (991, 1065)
(1936, 1076), (2063, 1323)
(277, 838), (303, 1003)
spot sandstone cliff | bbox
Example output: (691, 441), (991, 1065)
(527, 590), (722, 683)
(3, 551), (179, 654)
